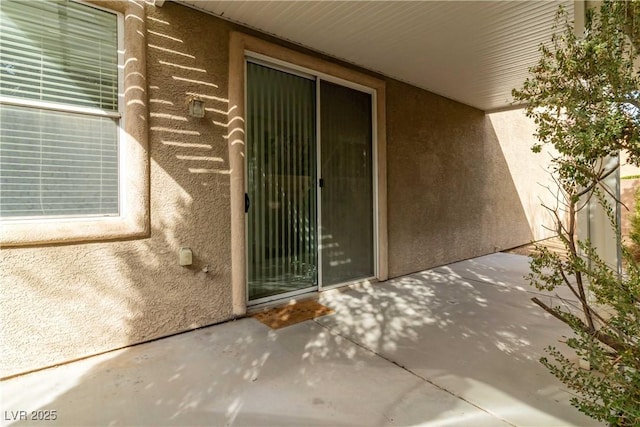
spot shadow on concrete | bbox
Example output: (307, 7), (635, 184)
(316, 253), (598, 427)
(0, 3), (598, 427)
(2, 254), (600, 426)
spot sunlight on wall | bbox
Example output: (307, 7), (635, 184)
(147, 15), (232, 186)
(487, 109), (558, 242)
(149, 163), (192, 252)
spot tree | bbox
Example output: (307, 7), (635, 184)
(512, 1), (640, 425)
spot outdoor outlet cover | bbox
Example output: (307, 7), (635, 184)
(179, 247), (193, 266)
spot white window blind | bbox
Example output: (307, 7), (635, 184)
(0, 0), (120, 219)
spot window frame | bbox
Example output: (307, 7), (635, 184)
(0, 0), (124, 221)
(0, 0), (150, 246)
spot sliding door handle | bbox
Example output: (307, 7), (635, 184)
(245, 193), (250, 213)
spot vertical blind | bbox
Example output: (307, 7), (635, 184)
(0, 0), (119, 218)
(246, 62), (317, 301)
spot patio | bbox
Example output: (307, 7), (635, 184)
(0, 252), (600, 426)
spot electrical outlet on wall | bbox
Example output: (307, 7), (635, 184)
(179, 247), (193, 266)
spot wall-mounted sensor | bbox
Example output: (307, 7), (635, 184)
(179, 247), (193, 266)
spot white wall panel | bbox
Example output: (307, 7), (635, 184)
(179, 0), (574, 111)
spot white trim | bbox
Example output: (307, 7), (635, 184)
(246, 55), (315, 81)
(0, 1), (125, 222)
(1, 213), (121, 225)
(73, 0), (118, 15)
(0, 97), (121, 119)
(247, 286), (318, 307)
(246, 51), (375, 95)
(319, 73), (375, 96)
(371, 90), (380, 280)
(115, 8), (125, 219)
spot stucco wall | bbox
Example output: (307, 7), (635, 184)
(622, 179), (639, 241)
(0, 2), (234, 378)
(386, 81), (554, 278)
(621, 156), (640, 243)
(488, 109), (558, 244)
(1, 2), (553, 378)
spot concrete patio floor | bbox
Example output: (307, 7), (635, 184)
(1, 253), (601, 426)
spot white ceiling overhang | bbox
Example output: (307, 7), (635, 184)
(177, 0), (577, 111)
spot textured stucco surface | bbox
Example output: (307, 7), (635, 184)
(386, 80), (554, 278)
(488, 109), (558, 243)
(621, 155), (640, 243)
(1, 2), (554, 378)
(621, 178), (639, 241)
(1, 2), (233, 378)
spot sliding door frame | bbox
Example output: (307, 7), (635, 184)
(243, 58), (318, 306)
(245, 54), (378, 300)
(229, 32), (387, 315)
(316, 76), (378, 292)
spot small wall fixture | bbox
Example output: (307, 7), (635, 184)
(179, 247), (193, 266)
(187, 96), (205, 118)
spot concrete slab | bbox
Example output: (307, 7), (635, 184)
(318, 253), (600, 426)
(1, 317), (506, 426)
(1, 253), (601, 426)
(432, 252), (578, 304)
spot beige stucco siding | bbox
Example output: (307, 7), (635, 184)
(386, 81), (554, 278)
(1, 2), (234, 378)
(1, 1), (552, 378)
(488, 109), (558, 245)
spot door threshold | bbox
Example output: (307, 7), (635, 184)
(247, 290), (319, 314)
(247, 285), (317, 308)
(247, 277), (381, 314)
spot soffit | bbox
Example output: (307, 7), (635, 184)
(177, 0), (574, 111)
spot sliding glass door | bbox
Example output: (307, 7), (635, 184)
(320, 81), (374, 287)
(246, 60), (375, 302)
(246, 63), (317, 301)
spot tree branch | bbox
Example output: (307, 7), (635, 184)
(576, 164), (620, 199)
(531, 297), (629, 354)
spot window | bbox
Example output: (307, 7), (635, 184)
(0, 0), (121, 219)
